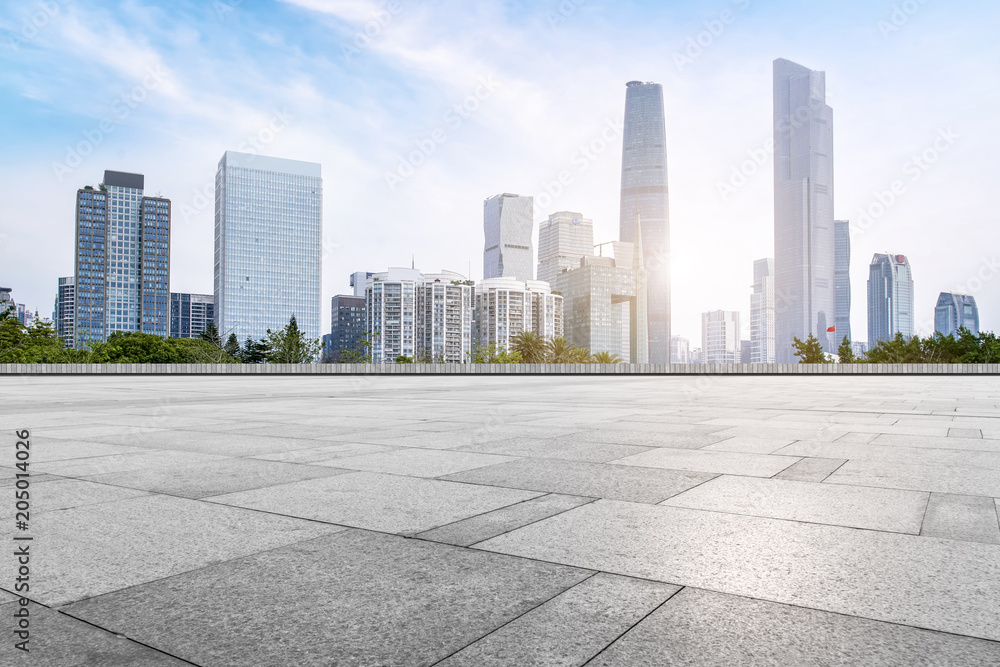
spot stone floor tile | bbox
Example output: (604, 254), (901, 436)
(35, 450), (232, 477)
(826, 460), (1000, 497)
(921, 493), (1000, 544)
(773, 457), (847, 482)
(702, 436), (798, 454)
(0, 479), (149, 517)
(950, 428), (984, 439)
(456, 437), (653, 462)
(315, 448), (517, 478)
(611, 448), (801, 478)
(249, 442), (397, 463)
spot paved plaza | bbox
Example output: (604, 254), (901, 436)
(2, 374), (1000, 665)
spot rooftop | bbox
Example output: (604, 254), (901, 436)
(3, 375), (1000, 665)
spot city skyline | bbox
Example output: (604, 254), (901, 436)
(1, 1), (997, 346)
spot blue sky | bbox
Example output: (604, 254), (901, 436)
(1, 0), (998, 343)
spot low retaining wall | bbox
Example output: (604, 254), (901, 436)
(1, 363), (998, 375)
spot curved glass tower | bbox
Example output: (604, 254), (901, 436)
(619, 81), (670, 363)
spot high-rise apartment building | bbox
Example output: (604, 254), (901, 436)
(750, 258), (776, 364)
(73, 170), (171, 348)
(773, 59), (836, 362)
(620, 81), (671, 363)
(54, 277), (76, 348)
(834, 220), (852, 344)
(537, 211), (594, 286)
(484, 193), (534, 282)
(0, 287), (11, 308)
(169, 293), (215, 339)
(215, 151), (322, 345)
(670, 335), (690, 363)
(867, 253), (914, 344)
(475, 278), (564, 351)
(935, 293), (979, 337)
(702, 310), (742, 364)
(365, 269), (473, 364)
(327, 294), (367, 361)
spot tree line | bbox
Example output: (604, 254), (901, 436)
(793, 329), (1000, 364)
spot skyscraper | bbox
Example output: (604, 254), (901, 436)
(73, 170), (171, 348)
(867, 253), (914, 344)
(169, 293), (215, 339)
(773, 59), (836, 362)
(620, 81), (671, 363)
(834, 220), (852, 344)
(215, 151), (322, 345)
(750, 258), (776, 364)
(327, 294), (367, 361)
(935, 293), (979, 336)
(670, 335), (690, 363)
(537, 211), (594, 286)
(54, 277), (76, 349)
(484, 193), (534, 282)
(702, 310), (741, 364)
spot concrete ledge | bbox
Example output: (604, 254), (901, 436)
(1, 363), (999, 375)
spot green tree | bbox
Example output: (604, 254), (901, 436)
(792, 334), (831, 364)
(241, 337), (269, 364)
(511, 331), (547, 363)
(569, 347), (592, 363)
(546, 337), (578, 363)
(224, 333), (241, 359)
(89, 332), (182, 363)
(0, 308), (70, 363)
(396, 355), (414, 364)
(837, 336), (856, 364)
(264, 315), (320, 363)
(591, 351), (623, 364)
(470, 342), (523, 364)
(199, 321), (222, 347)
(863, 332), (925, 363)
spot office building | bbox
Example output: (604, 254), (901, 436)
(484, 193), (534, 282)
(54, 277), (76, 348)
(0, 286), (11, 309)
(773, 59), (836, 361)
(215, 151), (322, 345)
(475, 277), (564, 351)
(169, 293), (215, 339)
(671, 335), (690, 363)
(537, 211), (594, 286)
(935, 293), (979, 337)
(620, 80), (671, 363)
(350, 272), (374, 298)
(851, 341), (869, 358)
(867, 253), (914, 344)
(741, 341), (753, 364)
(750, 258), (776, 364)
(834, 220), (852, 344)
(73, 170), (171, 348)
(365, 268), (473, 364)
(16, 303), (31, 326)
(702, 310), (742, 365)
(327, 294), (367, 361)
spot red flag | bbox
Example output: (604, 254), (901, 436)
(827, 326), (836, 333)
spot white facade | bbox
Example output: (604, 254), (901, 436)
(537, 211), (594, 286)
(475, 277), (563, 351)
(54, 276), (76, 349)
(484, 193), (534, 282)
(702, 310), (742, 364)
(670, 335), (690, 363)
(750, 258), (776, 363)
(365, 268), (473, 364)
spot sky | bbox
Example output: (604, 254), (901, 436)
(1, 0), (998, 345)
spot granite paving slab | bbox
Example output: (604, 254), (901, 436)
(249, 442), (398, 463)
(834, 431), (879, 444)
(315, 448), (518, 478)
(416, 493), (596, 547)
(82, 430), (340, 456)
(207, 471), (543, 534)
(0, 466), (64, 487)
(441, 459), (716, 504)
(775, 440), (1000, 470)
(708, 425), (842, 442)
(0, 479), (149, 517)
(611, 447), (801, 478)
(438, 573), (680, 666)
(950, 428), (983, 439)
(456, 437), (653, 462)
(702, 436), (798, 454)
(921, 493), (1000, 544)
(661, 475), (928, 533)
(571, 429), (729, 449)
(588, 587), (1000, 667)
(871, 434), (1000, 453)
(84, 458), (349, 499)
(2, 436), (153, 463)
(826, 460), (1000, 496)
(35, 450), (232, 477)
(31, 424), (166, 440)
(773, 457), (847, 482)
(476, 499), (1000, 641)
(62, 530), (593, 667)
(0, 494), (342, 606)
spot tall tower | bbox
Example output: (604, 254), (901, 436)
(834, 220), (852, 344)
(935, 293), (979, 337)
(633, 215), (649, 364)
(867, 253), (914, 344)
(773, 59), (836, 362)
(750, 258), (776, 363)
(537, 211), (594, 286)
(215, 151), (323, 345)
(620, 81), (671, 363)
(483, 193), (534, 282)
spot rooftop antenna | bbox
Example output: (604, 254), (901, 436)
(411, 255), (415, 270)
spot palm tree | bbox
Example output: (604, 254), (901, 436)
(569, 347), (593, 364)
(511, 331), (547, 363)
(546, 337), (577, 363)
(591, 351), (623, 364)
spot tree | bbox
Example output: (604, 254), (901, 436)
(546, 337), (578, 363)
(264, 315), (320, 363)
(0, 308), (71, 363)
(511, 331), (547, 363)
(863, 332), (924, 363)
(569, 347), (593, 363)
(470, 342), (523, 364)
(592, 351), (623, 364)
(837, 336), (856, 364)
(241, 337), (269, 364)
(199, 321), (222, 347)
(792, 334), (831, 364)
(224, 333), (241, 359)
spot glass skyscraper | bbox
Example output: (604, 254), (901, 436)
(73, 170), (171, 349)
(214, 151), (323, 345)
(702, 310), (742, 365)
(169, 293), (215, 339)
(834, 220), (852, 344)
(537, 211), (594, 286)
(620, 81), (671, 364)
(750, 258), (776, 363)
(773, 59), (836, 362)
(483, 193), (534, 282)
(867, 253), (914, 344)
(935, 293), (979, 336)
